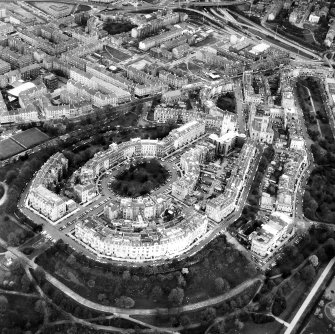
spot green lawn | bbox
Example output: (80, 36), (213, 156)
(12, 128), (49, 149)
(281, 281), (307, 322)
(0, 294), (42, 332)
(112, 159), (169, 197)
(36, 235), (257, 309)
(301, 315), (333, 334)
(0, 139), (24, 160)
(240, 321), (283, 334)
(0, 215), (30, 243)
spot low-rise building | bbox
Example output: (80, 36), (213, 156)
(28, 185), (67, 221)
(75, 208), (207, 261)
(74, 183), (97, 203)
(250, 215), (289, 257)
(206, 140), (257, 222)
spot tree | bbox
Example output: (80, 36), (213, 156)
(214, 277), (230, 293)
(122, 270), (131, 281)
(20, 273), (31, 292)
(66, 254), (77, 267)
(235, 318), (244, 330)
(300, 264), (316, 285)
(52, 290), (63, 305)
(42, 282), (52, 295)
(151, 286), (163, 302)
(272, 295), (286, 316)
(200, 307), (216, 324)
(324, 238), (335, 258)
(10, 258), (24, 276)
(259, 294), (273, 309)
(5, 170), (17, 184)
(7, 232), (20, 247)
(0, 295), (8, 313)
(34, 267), (46, 284)
(316, 247), (328, 263)
(177, 275), (186, 288)
(34, 299), (44, 314)
(98, 293), (107, 302)
(168, 288), (184, 306)
(180, 315), (191, 327)
(115, 296), (135, 309)
(309, 255), (319, 267)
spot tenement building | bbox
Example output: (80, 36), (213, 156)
(75, 208), (207, 261)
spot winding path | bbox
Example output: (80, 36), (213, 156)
(6, 244), (263, 318)
(44, 271), (262, 316)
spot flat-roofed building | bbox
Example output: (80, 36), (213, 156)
(28, 185), (67, 221)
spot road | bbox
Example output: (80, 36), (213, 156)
(284, 257), (335, 334)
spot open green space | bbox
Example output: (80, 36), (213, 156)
(216, 92), (236, 113)
(296, 77), (335, 223)
(301, 316), (334, 334)
(74, 4), (91, 13)
(12, 128), (49, 149)
(36, 235), (257, 309)
(30, 2), (74, 15)
(0, 139), (24, 160)
(0, 128), (49, 160)
(0, 294), (42, 333)
(111, 159), (169, 197)
(248, 224), (335, 327)
(0, 215), (33, 246)
(104, 19), (136, 36)
(239, 320), (283, 334)
(267, 11), (327, 52)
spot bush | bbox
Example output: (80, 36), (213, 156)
(251, 313), (274, 324)
(168, 288), (184, 306)
(272, 295), (286, 316)
(115, 296), (135, 309)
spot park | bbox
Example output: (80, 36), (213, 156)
(111, 158), (169, 198)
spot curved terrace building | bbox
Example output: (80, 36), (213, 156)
(72, 120), (207, 261)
